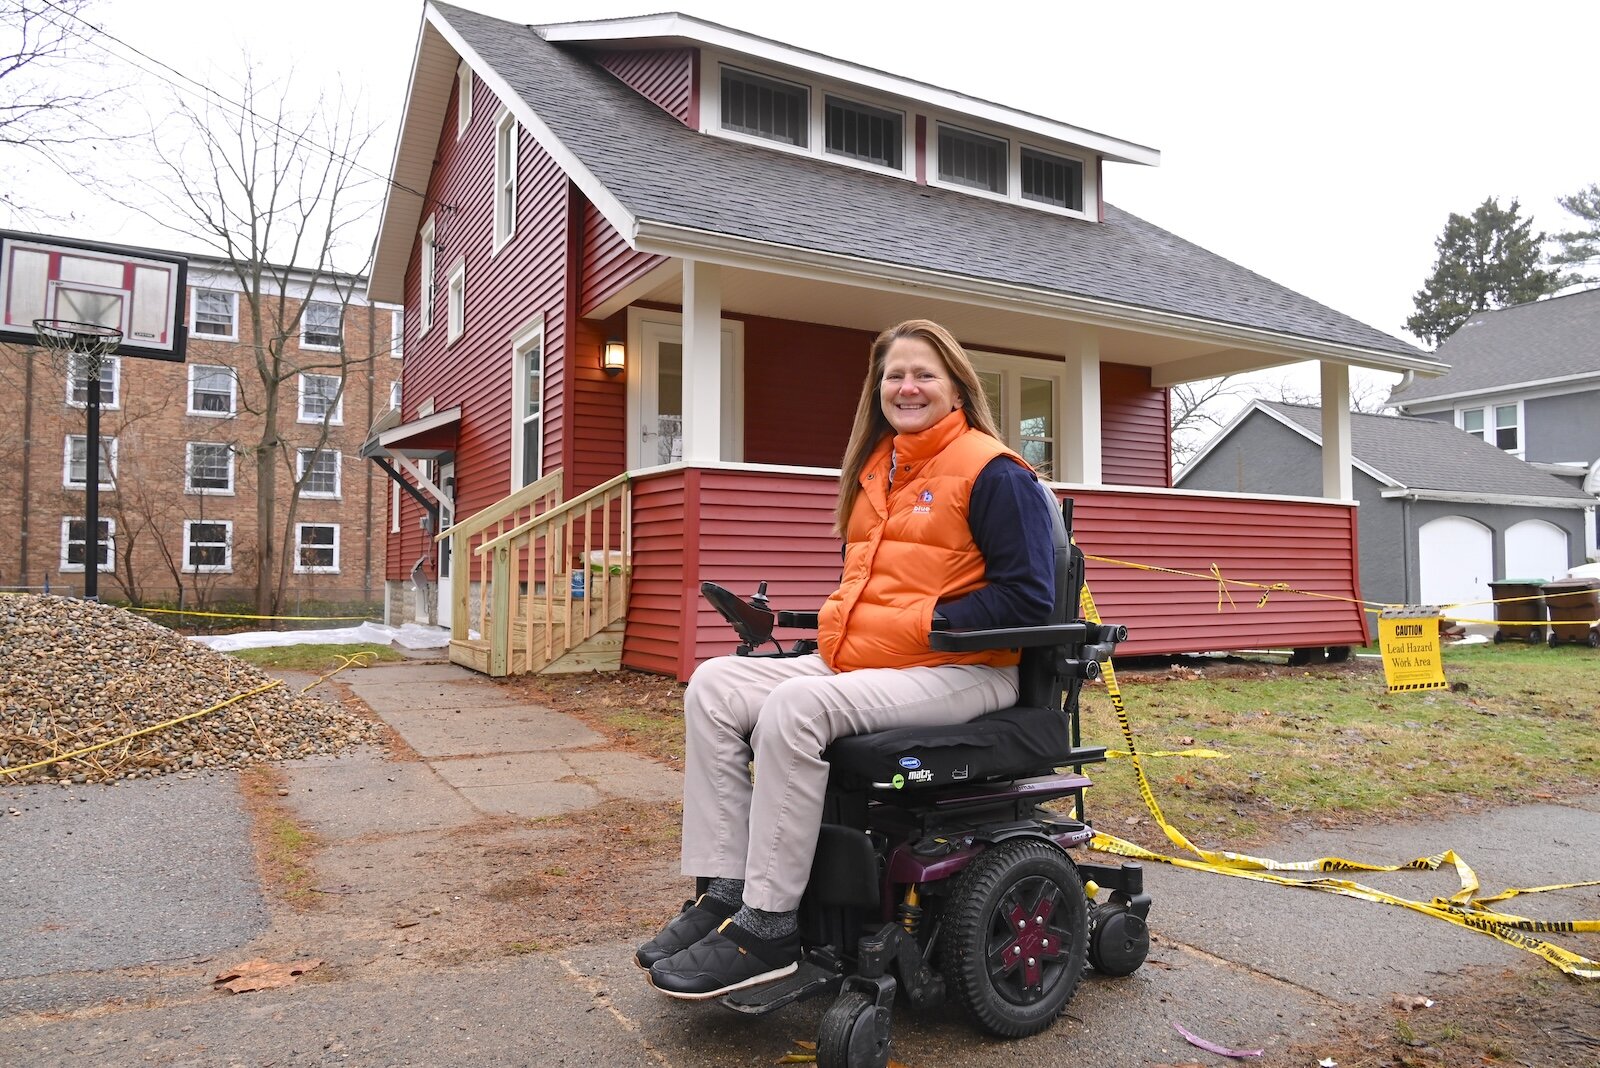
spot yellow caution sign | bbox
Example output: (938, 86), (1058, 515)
(1378, 608), (1449, 693)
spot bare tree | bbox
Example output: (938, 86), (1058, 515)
(0, 0), (115, 219)
(111, 65), (381, 615)
(1170, 376), (1253, 469)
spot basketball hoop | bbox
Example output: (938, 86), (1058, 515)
(33, 319), (124, 377)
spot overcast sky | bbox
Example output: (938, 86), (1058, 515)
(17, 0), (1600, 352)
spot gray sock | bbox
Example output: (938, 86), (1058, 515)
(705, 877), (744, 908)
(733, 904), (798, 940)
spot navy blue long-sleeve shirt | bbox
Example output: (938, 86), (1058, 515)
(933, 457), (1056, 630)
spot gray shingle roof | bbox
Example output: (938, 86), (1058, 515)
(1262, 401), (1592, 501)
(437, 3), (1426, 361)
(1389, 287), (1600, 403)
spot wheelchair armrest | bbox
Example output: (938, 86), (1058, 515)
(928, 622), (1092, 652)
(776, 610), (820, 629)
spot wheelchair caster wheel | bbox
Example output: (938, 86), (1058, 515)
(816, 991), (890, 1068)
(1087, 901), (1149, 976)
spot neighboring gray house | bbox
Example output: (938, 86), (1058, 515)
(1387, 288), (1600, 556)
(1175, 401), (1594, 615)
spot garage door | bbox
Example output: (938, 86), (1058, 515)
(1419, 516), (1492, 612)
(1504, 519), (1568, 581)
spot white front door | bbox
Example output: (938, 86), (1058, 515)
(436, 461), (455, 630)
(629, 313), (744, 469)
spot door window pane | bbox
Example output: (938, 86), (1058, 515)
(657, 341), (683, 464)
(1019, 376), (1055, 477)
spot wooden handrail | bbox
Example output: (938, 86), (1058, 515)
(475, 471), (631, 557)
(435, 469), (563, 544)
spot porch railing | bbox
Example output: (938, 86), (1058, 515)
(437, 469), (564, 645)
(469, 471), (631, 676)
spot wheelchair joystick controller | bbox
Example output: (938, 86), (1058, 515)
(749, 581), (770, 613)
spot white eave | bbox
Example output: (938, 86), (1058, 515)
(538, 12), (1161, 167)
(1379, 487), (1594, 508)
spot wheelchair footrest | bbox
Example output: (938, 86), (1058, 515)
(720, 954), (843, 1015)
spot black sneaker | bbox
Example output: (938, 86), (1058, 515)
(647, 919), (801, 1000)
(634, 894), (739, 969)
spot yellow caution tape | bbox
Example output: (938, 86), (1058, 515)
(1076, 574), (1600, 981)
(0, 680), (283, 778)
(297, 651), (378, 694)
(1105, 748), (1230, 760)
(128, 605), (373, 622)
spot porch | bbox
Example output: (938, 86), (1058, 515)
(442, 462), (1370, 682)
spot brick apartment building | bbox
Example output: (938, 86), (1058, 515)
(0, 255), (403, 611)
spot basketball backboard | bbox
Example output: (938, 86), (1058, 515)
(0, 230), (188, 362)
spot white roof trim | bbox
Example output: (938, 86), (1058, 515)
(378, 404), (462, 449)
(1379, 487), (1593, 508)
(427, 5), (638, 246)
(636, 220), (1437, 375)
(1395, 369), (1600, 410)
(538, 13), (1160, 167)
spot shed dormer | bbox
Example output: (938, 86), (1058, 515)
(538, 13), (1159, 224)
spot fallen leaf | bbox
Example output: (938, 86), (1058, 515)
(1173, 1022), (1263, 1058)
(212, 958), (322, 994)
(1390, 994), (1433, 1011)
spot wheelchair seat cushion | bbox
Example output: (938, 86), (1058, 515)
(824, 704), (1071, 792)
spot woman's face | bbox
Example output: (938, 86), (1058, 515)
(879, 336), (960, 436)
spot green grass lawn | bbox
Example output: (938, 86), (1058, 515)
(228, 643), (406, 672)
(1076, 643), (1600, 845)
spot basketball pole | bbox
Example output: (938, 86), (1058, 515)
(85, 363), (102, 600)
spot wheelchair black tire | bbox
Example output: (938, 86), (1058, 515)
(939, 838), (1088, 1038)
(816, 990), (890, 1068)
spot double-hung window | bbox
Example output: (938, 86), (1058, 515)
(297, 448), (341, 498)
(64, 435), (117, 489)
(446, 259), (466, 343)
(493, 111), (519, 250)
(301, 301), (342, 350)
(1460, 403), (1520, 453)
(186, 442), (235, 494)
(192, 289), (238, 340)
(295, 523), (340, 573)
(61, 517), (114, 572)
(184, 520), (232, 573)
(511, 321), (543, 487)
(298, 373), (343, 424)
(189, 364), (237, 416)
(66, 354), (120, 409)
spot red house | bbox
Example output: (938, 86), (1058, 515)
(365, 3), (1440, 680)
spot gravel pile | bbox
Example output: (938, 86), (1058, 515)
(1, 594), (384, 787)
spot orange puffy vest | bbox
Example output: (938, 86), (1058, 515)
(818, 410), (1029, 672)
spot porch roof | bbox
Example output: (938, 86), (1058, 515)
(374, 3), (1433, 374)
(361, 405), (461, 462)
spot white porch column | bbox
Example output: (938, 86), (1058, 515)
(1320, 361), (1353, 500)
(1060, 328), (1102, 484)
(681, 259), (724, 462)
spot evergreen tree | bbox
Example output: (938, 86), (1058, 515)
(1549, 182), (1600, 287)
(1405, 197), (1561, 347)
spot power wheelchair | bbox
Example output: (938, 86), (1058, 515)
(691, 490), (1152, 1067)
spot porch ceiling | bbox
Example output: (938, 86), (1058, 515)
(633, 265), (1354, 385)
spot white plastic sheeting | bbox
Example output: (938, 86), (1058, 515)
(191, 620), (461, 652)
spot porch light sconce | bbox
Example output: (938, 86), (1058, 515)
(602, 338), (626, 377)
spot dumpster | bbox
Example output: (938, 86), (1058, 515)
(1488, 579), (1547, 644)
(1541, 579), (1600, 648)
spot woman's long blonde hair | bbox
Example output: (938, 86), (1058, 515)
(834, 319), (1002, 535)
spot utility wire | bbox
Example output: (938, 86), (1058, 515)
(35, 0), (430, 202)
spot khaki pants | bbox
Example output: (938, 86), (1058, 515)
(680, 653), (1019, 912)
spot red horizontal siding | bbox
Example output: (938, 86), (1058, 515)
(626, 467), (1368, 680)
(595, 48), (696, 125)
(1101, 363), (1170, 487)
(579, 200), (666, 316)
(741, 316), (874, 467)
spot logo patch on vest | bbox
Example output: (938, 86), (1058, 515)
(913, 489), (934, 515)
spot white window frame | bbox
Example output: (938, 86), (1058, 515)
(187, 363), (238, 417)
(969, 350), (1068, 480)
(60, 516), (114, 573)
(719, 64), (810, 147)
(935, 121), (1010, 196)
(1458, 401), (1523, 456)
(1019, 144), (1086, 212)
(63, 435), (117, 489)
(182, 519), (233, 573)
(300, 300), (343, 351)
(185, 442), (236, 495)
(296, 448), (342, 499)
(823, 93), (906, 171)
(418, 216), (437, 337)
(446, 258), (466, 344)
(509, 317), (545, 488)
(456, 60), (473, 134)
(298, 372), (344, 425)
(930, 121), (1094, 219)
(389, 379), (402, 411)
(391, 480), (402, 533)
(294, 522), (341, 574)
(190, 288), (239, 341)
(492, 109), (519, 252)
(66, 354), (120, 410)
(390, 307), (404, 357)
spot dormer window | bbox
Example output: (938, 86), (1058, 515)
(825, 96), (902, 170)
(1022, 147), (1084, 211)
(937, 124), (1007, 194)
(720, 66), (807, 146)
